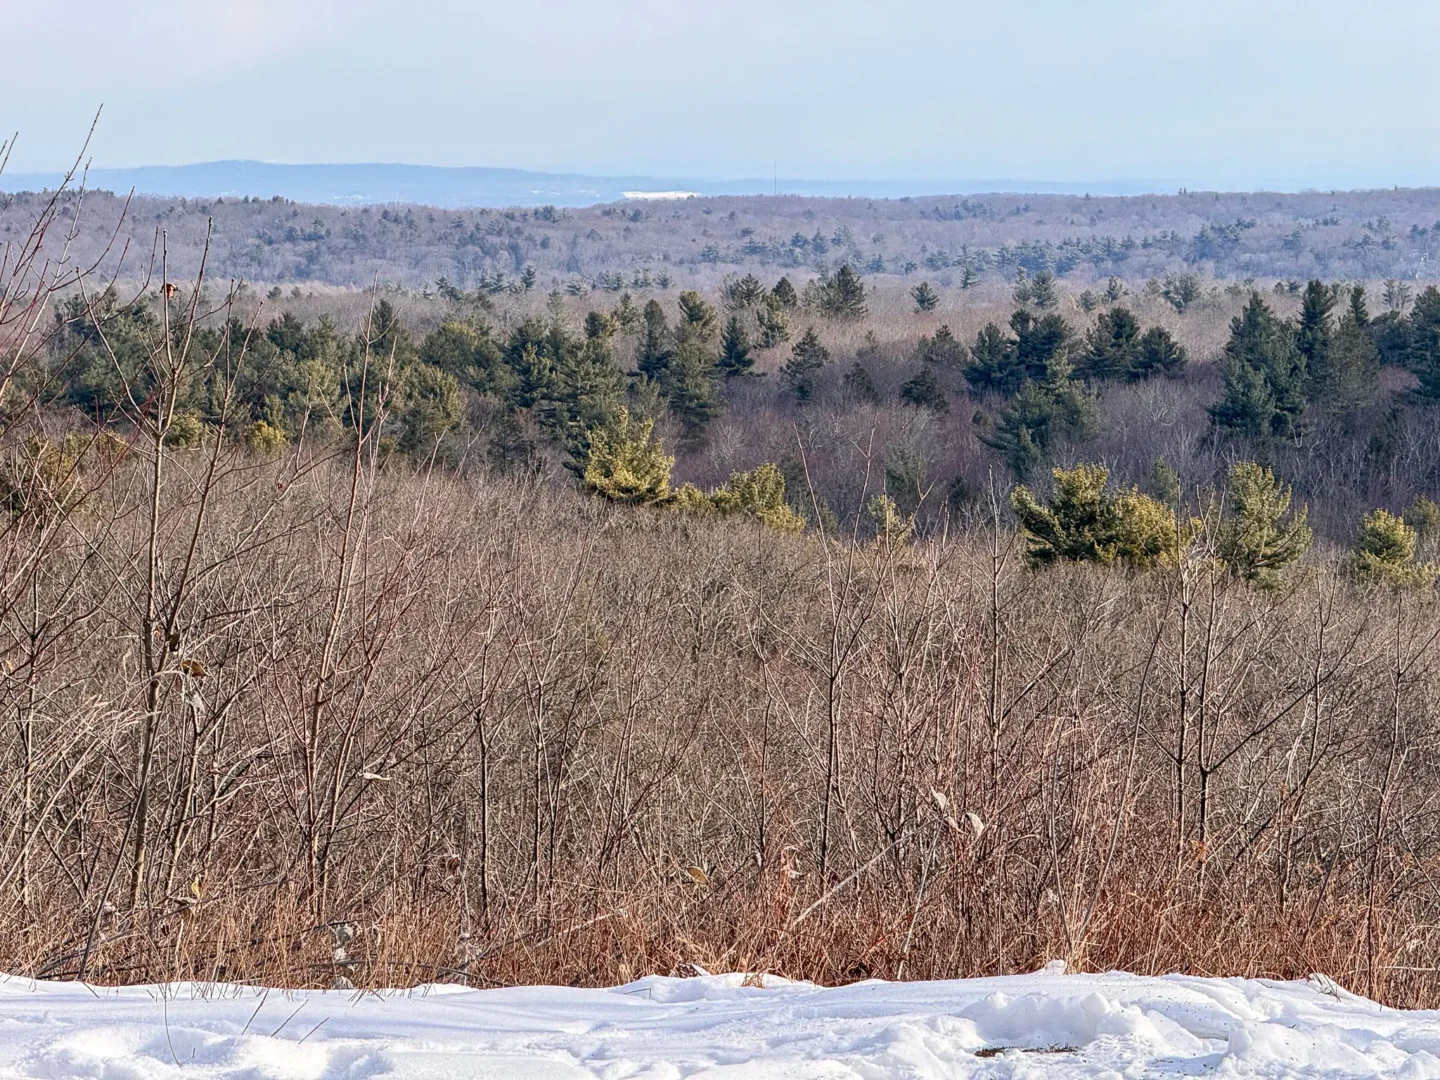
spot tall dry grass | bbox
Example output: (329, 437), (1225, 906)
(0, 442), (1437, 1004)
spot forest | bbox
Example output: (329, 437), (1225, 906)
(5, 172), (1440, 1007)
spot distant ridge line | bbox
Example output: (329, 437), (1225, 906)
(0, 160), (1186, 208)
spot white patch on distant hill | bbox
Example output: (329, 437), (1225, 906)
(623, 190), (700, 200)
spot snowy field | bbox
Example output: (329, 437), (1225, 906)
(1, 966), (1438, 1079)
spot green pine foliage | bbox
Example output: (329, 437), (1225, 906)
(964, 310), (1072, 395)
(635, 299), (674, 380)
(899, 366), (949, 413)
(910, 281), (940, 313)
(979, 345), (1095, 476)
(783, 328), (829, 401)
(718, 314), (756, 378)
(1011, 464), (1177, 568)
(1216, 462), (1312, 587)
(915, 325), (967, 368)
(769, 276), (799, 309)
(1077, 307), (1142, 381)
(581, 408), (674, 505)
(1350, 509), (1439, 588)
(756, 295), (792, 348)
(664, 291), (722, 434)
(817, 265), (867, 321)
(1210, 293), (1308, 438)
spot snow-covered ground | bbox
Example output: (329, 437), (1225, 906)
(1, 966), (1437, 1079)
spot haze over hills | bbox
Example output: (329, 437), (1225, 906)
(0, 160), (1183, 208)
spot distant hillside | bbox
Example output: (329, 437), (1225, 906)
(0, 160), (1173, 208)
(6, 184), (1440, 290)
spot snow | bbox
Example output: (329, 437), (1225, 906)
(2, 966), (1439, 1078)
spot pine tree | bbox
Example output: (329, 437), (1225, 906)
(635, 299), (673, 380)
(718, 314), (756, 377)
(915, 325), (967, 368)
(1350, 509), (1438, 588)
(1216, 462), (1312, 588)
(964, 323), (1018, 395)
(665, 291), (721, 434)
(1409, 285), (1440, 400)
(899, 366), (948, 413)
(783, 328), (829, 401)
(1076, 307), (1141, 381)
(1311, 310), (1379, 412)
(540, 312), (625, 471)
(959, 265), (980, 290)
(1011, 464), (1175, 567)
(819, 265), (867, 321)
(1296, 279), (1336, 400)
(1349, 284), (1370, 327)
(770, 276), (799, 309)
(910, 281), (940, 313)
(581, 407), (674, 504)
(756, 295), (791, 348)
(1132, 326), (1187, 380)
(723, 273), (765, 310)
(1028, 270), (1059, 309)
(981, 364), (1096, 477)
(503, 318), (556, 409)
(1210, 293), (1307, 438)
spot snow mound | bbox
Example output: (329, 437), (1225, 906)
(1, 968), (1438, 1078)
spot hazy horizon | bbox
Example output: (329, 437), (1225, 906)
(6, 1), (1440, 192)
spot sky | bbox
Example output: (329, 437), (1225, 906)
(5, 0), (1440, 189)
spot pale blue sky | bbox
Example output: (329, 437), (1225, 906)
(6, 0), (1440, 188)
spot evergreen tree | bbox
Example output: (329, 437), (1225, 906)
(910, 281), (940, 313)
(899, 366), (949, 413)
(959, 265), (980, 290)
(915, 325), (967, 368)
(1409, 285), (1440, 400)
(419, 319), (514, 398)
(1296, 279), (1336, 399)
(770, 276), (799, 309)
(1011, 464), (1176, 567)
(981, 363), (1096, 477)
(581, 407), (674, 504)
(635, 299), (674, 381)
(1210, 293), (1307, 439)
(1311, 309), (1379, 412)
(706, 463), (806, 531)
(1132, 326), (1187, 380)
(717, 314), (756, 378)
(1011, 309), (1073, 383)
(964, 323), (1018, 395)
(503, 318), (556, 409)
(756, 295), (791, 348)
(1216, 462), (1312, 588)
(539, 312), (626, 471)
(396, 362), (463, 454)
(723, 273), (765, 310)
(1028, 270), (1059, 309)
(1076, 307), (1141, 381)
(665, 291), (721, 434)
(782, 328), (829, 401)
(1349, 284), (1370, 327)
(964, 310), (1072, 397)
(818, 265), (867, 321)
(1350, 509), (1438, 588)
